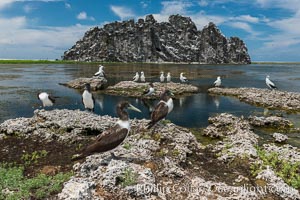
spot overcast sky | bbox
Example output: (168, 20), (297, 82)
(0, 0), (299, 61)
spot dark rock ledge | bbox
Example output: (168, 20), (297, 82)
(208, 87), (300, 112)
(104, 81), (199, 99)
(0, 110), (299, 199)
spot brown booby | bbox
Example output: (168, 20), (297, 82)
(38, 92), (55, 107)
(72, 101), (141, 161)
(82, 83), (95, 111)
(143, 82), (155, 96)
(147, 90), (174, 129)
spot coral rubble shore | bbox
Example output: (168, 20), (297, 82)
(105, 81), (199, 98)
(208, 87), (300, 112)
(0, 109), (299, 199)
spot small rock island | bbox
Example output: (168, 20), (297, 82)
(62, 14), (251, 64)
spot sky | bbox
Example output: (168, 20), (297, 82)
(0, 0), (300, 61)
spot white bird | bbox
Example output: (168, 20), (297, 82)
(82, 83), (95, 111)
(143, 83), (155, 96)
(265, 75), (277, 90)
(166, 72), (171, 82)
(94, 65), (106, 78)
(140, 71), (145, 82)
(180, 72), (188, 83)
(133, 72), (139, 82)
(214, 76), (221, 87)
(38, 92), (55, 107)
(160, 72), (165, 82)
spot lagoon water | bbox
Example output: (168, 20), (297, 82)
(1, 63), (300, 145)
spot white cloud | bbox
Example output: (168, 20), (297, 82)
(235, 15), (260, 23)
(198, 0), (208, 7)
(256, 0), (300, 11)
(110, 5), (135, 20)
(0, 15), (92, 59)
(65, 3), (71, 9)
(77, 11), (95, 21)
(24, 4), (37, 13)
(0, 0), (64, 9)
(228, 21), (260, 36)
(160, 1), (193, 15)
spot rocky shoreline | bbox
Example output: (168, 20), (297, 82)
(0, 109), (299, 199)
(104, 81), (199, 99)
(60, 77), (107, 91)
(208, 87), (300, 112)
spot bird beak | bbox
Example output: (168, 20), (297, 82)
(128, 104), (142, 112)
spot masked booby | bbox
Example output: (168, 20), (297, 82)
(166, 72), (171, 82)
(38, 92), (55, 107)
(72, 101), (141, 161)
(180, 72), (188, 83)
(133, 72), (139, 82)
(214, 76), (221, 87)
(82, 83), (95, 111)
(94, 65), (106, 78)
(143, 82), (155, 96)
(140, 71), (145, 82)
(266, 75), (277, 89)
(160, 72), (165, 82)
(147, 90), (174, 129)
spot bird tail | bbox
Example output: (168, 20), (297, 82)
(71, 153), (86, 161)
(146, 121), (155, 129)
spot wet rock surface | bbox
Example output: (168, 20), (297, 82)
(104, 81), (199, 98)
(62, 14), (251, 64)
(1, 110), (299, 199)
(272, 132), (288, 143)
(248, 115), (293, 129)
(60, 77), (107, 90)
(208, 87), (300, 112)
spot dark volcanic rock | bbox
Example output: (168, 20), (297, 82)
(63, 14), (251, 64)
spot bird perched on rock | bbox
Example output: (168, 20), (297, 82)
(72, 101), (141, 161)
(38, 92), (55, 107)
(166, 72), (171, 82)
(147, 90), (174, 129)
(214, 76), (221, 87)
(265, 75), (277, 90)
(140, 71), (145, 82)
(160, 72), (165, 82)
(180, 72), (188, 83)
(133, 72), (139, 82)
(82, 83), (95, 111)
(94, 65), (106, 78)
(143, 82), (155, 96)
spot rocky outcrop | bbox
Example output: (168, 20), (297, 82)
(59, 77), (107, 90)
(1, 110), (299, 199)
(248, 116), (293, 129)
(272, 133), (288, 143)
(62, 14), (251, 64)
(104, 81), (199, 98)
(208, 87), (300, 112)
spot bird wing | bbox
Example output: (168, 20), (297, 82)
(82, 125), (128, 155)
(267, 79), (276, 88)
(48, 95), (56, 103)
(94, 71), (100, 76)
(143, 88), (150, 95)
(150, 101), (168, 124)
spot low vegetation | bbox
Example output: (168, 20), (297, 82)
(250, 147), (300, 189)
(0, 163), (73, 200)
